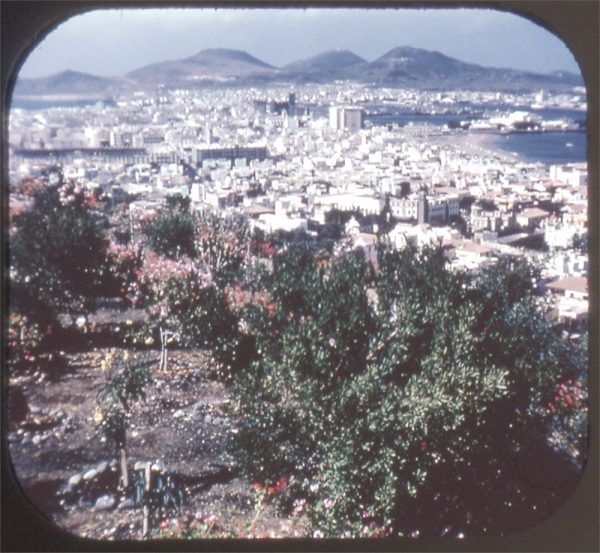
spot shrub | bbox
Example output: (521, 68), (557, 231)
(9, 182), (109, 322)
(194, 212), (249, 289)
(95, 350), (153, 488)
(231, 243), (587, 537)
(143, 207), (195, 260)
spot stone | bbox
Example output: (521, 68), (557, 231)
(83, 469), (98, 481)
(96, 461), (109, 474)
(204, 414), (212, 424)
(173, 409), (185, 418)
(151, 460), (165, 472)
(117, 498), (135, 511)
(21, 435), (31, 445)
(68, 474), (82, 487)
(93, 494), (115, 511)
(32, 435), (42, 445)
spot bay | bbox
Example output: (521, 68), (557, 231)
(486, 131), (587, 166)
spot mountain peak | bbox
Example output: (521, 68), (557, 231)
(379, 46), (447, 60)
(186, 48), (274, 69)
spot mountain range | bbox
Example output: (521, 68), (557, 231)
(13, 46), (584, 97)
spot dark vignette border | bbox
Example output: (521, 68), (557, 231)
(1, 1), (597, 552)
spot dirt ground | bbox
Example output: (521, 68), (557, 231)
(6, 348), (311, 541)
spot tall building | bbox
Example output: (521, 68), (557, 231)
(329, 106), (365, 132)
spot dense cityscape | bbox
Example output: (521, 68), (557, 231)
(9, 82), (588, 318)
(6, 28), (589, 543)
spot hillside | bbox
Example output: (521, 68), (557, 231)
(13, 46), (584, 96)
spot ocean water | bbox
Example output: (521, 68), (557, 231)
(487, 131), (587, 166)
(359, 104), (588, 167)
(11, 98), (110, 110)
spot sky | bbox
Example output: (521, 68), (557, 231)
(18, 7), (581, 79)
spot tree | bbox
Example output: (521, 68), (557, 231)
(95, 350), (153, 489)
(231, 243), (587, 537)
(193, 211), (249, 289)
(9, 182), (109, 325)
(143, 206), (195, 260)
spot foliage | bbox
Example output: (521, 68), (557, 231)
(163, 272), (245, 380)
(9, 182), (109, 322)
(103, 243), (144, 304)
(7, 312), (43, 372)
(95, 350), (153, 451)
(194, 211), (249, 289)
(143, 206), (195, 260)
(231, 242), (588, 537)
(132, 465), (187, 520)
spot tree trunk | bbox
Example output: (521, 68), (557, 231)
(119, 447), (129, 489)
(142, 462), (152, 538)
(159, 327), (167, 373)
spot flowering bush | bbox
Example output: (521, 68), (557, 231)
(194, 212), (249, 289)
(547, 378), (588, 465)
(104, 243), (145, 304)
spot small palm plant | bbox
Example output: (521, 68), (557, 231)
(95, 350), (153, 489)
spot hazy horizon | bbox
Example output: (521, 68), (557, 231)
(18, 7), (581, 80)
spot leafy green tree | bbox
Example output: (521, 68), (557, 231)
(9, 182), (109, 325)
(232, 243), (587, 537)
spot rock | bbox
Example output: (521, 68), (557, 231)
(204, 414), (212, 424)
(173, 409), (185, 418)
(29, 405), (42, 414)
(21, 435), (31, 445)
(32, 435), (42, 445)
(68, 474), (82, 487)
(96, 461), (109, 474)
(117, 498), (135, 511)
(151, 460), (165, 472)
(93, 494), (115, 511)
(83, 469), (98, 481)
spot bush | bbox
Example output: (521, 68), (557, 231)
(9, 182), (109, 321)
(143, 207), (195, 260)
(194, 212), (249, 289)
(231, 243), (587, 537)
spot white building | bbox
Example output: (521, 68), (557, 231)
(549, 164), (587, 187)
(329, 106), (365, 132)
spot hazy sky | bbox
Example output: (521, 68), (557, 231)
(18, 7), (581, 79)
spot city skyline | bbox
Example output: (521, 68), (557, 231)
(18, 7), (581, 79)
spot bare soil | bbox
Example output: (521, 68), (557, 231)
(6, 348), (311, 541)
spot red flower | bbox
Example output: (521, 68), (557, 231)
(252, 482), (263, 492)
(275, 476), (288, 493)
(420, 441), (428, 452)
